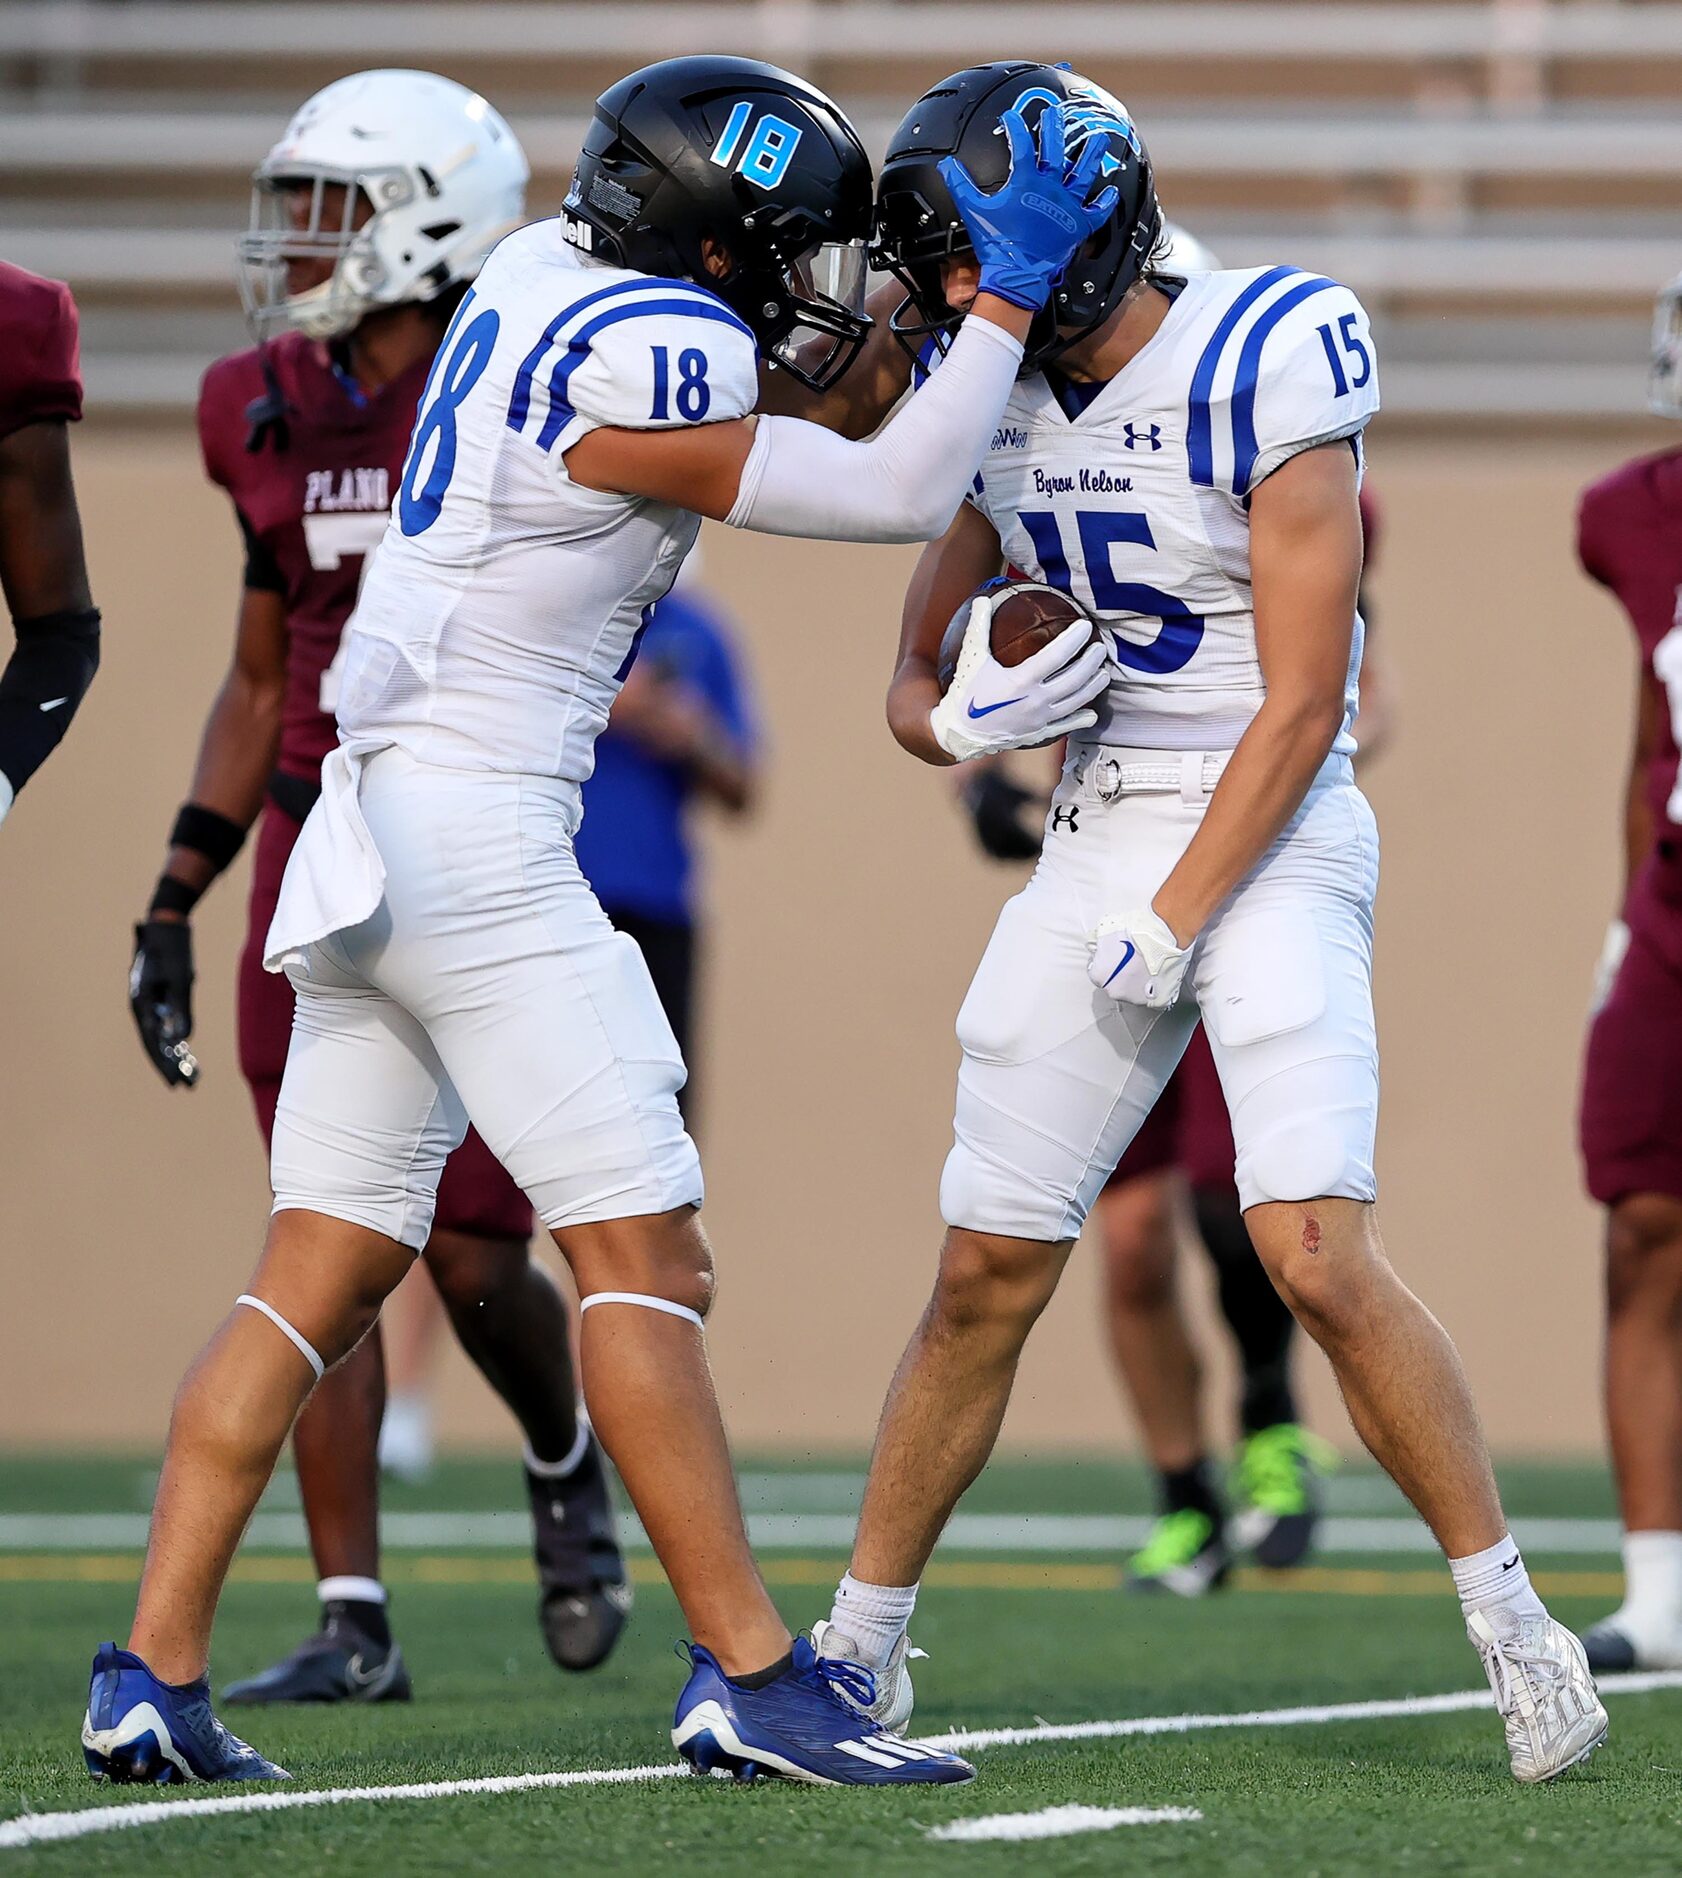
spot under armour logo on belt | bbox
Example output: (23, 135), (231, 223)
(1123, 422), (1163, 451)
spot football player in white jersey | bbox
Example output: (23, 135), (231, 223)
(809, 62), (1608, 1785)
(81, 55), (1118, 1790)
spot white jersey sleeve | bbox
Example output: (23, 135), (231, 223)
(1188, 271), (1379, 500)
(552, 298), (759, 450)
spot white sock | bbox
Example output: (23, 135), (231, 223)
(1449, 1535), (1545, 1625)
(1618, 1530), (1682, 1631)
(828, 1572), (918, 1668)
(317, 1575), (386, 1607)
(377, 1390), (435, 1478)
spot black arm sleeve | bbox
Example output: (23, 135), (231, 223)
(236, 507), (285, 595)
(0, 606), (101, 796)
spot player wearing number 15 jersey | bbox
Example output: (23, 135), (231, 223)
(87, 54), (1114, 1788)
(1575, 266), (1682, 1674)
(123, 71), (635, 1719)
(814, 62), (1607, 1786)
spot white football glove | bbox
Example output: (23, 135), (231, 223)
(1590, 916), (1630, 1015)
(929, 590), (1110, 763)
(1088, 908), (1191, 1009)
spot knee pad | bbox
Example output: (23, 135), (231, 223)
(939, 1138), (1084, 1245)
(1234, 1074), (1376, 1210)
(270, 1110), (454, 1257)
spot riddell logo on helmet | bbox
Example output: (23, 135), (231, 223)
(557, 208), (594, 253)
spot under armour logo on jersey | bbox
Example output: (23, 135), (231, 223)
(1123, 422), (1163, 452)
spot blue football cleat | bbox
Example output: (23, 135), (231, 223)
(81, 1643), (291, 1783)
(671, 1634), (974, 1786)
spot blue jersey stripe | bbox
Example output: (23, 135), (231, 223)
(1227, 275), (1340, 494)
(1185, 266), (1299, 488)
(535, 298), (759, 451)
(506, 276), (753, 432)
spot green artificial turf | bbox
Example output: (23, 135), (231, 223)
(0, 1454), (1672, 1876)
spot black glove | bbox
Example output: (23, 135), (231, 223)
(129, 919), (199, 1088)
(962, 769), (1046, 863)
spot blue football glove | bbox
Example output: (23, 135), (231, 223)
(939, 102), (1121, 313)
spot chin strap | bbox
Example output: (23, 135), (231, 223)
(243, 348), (293, 455)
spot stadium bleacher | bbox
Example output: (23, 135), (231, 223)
(2, 0), (1678, 418)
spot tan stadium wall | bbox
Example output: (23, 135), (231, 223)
(0, 417), (1670, 1458)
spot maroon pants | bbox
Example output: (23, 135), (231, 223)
(1581, 904), (1682, 1208)
(1105, 1022), (1237, 1194)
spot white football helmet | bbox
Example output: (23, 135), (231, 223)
(237, 68), (529, 342)
(1156, 221), (1222, 276)
(1651, 269), (1682, 420)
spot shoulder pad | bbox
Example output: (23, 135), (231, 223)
(1187, 269), (1379, 497)
(0, 264), (82, 437)
(512, 282), (759, 452)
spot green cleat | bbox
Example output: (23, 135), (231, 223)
(1230, 1424), (1337, 1569)
(1125, 1508), (1230, 1597)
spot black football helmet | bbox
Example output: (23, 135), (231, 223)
(562, 55), (874, 390)
(872, 62), (1161, 374)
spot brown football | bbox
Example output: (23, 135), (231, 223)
(937, 579), (1095, 691)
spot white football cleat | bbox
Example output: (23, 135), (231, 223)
(810, 1620), (923, 1736)
(1467, 1609), (1609, 1783)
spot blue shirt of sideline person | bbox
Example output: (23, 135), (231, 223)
(575, 583), (762, 1124)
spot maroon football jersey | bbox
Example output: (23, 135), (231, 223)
(0, 261), (83, 440)
(197, 331), (431, 780)
(1578, 448), (1682, 841)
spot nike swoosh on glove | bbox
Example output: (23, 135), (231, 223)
(930, 590), (1110, 763)
(1088, 908), (1191, 1009)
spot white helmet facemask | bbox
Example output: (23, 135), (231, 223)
(1652, 271), (1682, 421)
(236, 68), (529, 343)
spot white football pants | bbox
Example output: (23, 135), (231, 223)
(269, 747), (701, 1249)
(941, 745), (1381, 1240)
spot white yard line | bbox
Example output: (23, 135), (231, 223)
(5, 1672), (1679, 1854)
(921, 1671), (1682, 1752)
(0, 1765), (686, 1850)
(926, 1804), (1202, 1842)
(0, 1511), (1629, 1555)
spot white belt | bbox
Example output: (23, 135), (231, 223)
(1070, 747), (1232, 805)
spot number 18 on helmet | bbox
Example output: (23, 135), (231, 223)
(562, 55), (875, 392)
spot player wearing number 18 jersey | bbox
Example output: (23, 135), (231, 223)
(123, 70), (631, 1718)
(816, 62), (1607, 1785)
